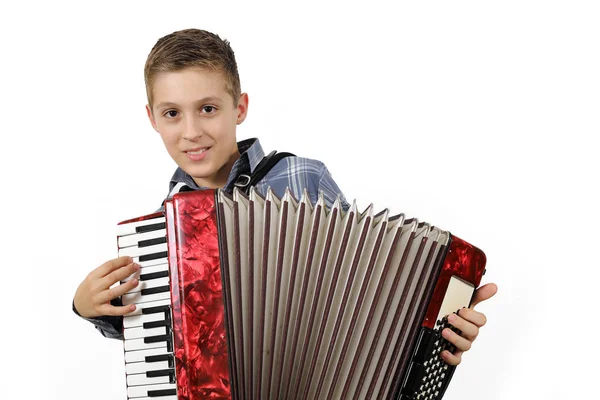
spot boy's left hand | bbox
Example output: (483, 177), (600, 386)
(440, 282), (498, 366)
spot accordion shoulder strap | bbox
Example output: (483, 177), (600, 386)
(234, 150), (296, 195)
(161, 150), (296, 210)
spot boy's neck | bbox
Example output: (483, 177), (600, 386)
(191, 147), (241, 189)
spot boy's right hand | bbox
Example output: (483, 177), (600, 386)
(74, 256), (140, 318)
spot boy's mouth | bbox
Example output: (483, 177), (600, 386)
(184, 146), (211, 161)
(184, 147), (211, 155)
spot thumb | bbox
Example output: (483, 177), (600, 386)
(470, 283), (498, 308)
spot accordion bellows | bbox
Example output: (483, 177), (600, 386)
(117, 187), (486, 400)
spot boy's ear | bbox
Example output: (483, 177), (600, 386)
(236, 93), (249, 125)
(146, 105), (159, 132)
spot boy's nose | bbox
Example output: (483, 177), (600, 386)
(182, 118), (203, 140)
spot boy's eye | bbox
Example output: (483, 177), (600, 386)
(202, 106), (216, 113)
(164, 110), (178, 118)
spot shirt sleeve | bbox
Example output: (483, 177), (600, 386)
(317, 163), (351, 211)
(72, 299), (124, 340)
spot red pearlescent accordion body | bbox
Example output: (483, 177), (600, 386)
(117, 188), (486, 400)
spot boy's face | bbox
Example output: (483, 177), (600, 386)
(146, 67), (248, 189)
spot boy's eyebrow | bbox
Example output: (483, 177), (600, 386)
(155, 97), (223, 110)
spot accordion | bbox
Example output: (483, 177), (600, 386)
(116, 187), (486, 400)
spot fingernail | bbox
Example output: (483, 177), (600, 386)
(133, 263), (141, 270)
(448, 314), (456, 323)
(132, 279), (139, 286)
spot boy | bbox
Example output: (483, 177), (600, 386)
(73, 28), (496, 369)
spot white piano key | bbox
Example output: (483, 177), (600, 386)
(127, 372), (172, 387)
(124, 326), (167, 341)
(124, 298), (171, 317)
(122, 289), (170, 306)
(118, 228), (167, 249)
(115, 251), (167, 269)
(118, 243), (168, 258)
(134, 276), (170, 290)
(139, 262), (169, 272)
(124, 311), (166, 329)
(124, 337), (168, 352)
(121, 273), (140, 284)
(116, 217), (165, 236)
(125, 347), (171, 363)
(135, 256), (168, 268)
(130, 396), (177, 400)
(122, 263), (169, 283)
(125, 277), (170, 295)
(126, 360), (171, 375)
(127, 383), (176, 398)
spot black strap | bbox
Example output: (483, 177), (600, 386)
(234, 150), (295, 195)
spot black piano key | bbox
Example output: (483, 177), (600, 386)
(144, 334), (170, 344)
(144, 320), (169, 329)
(140, 251), (168, 262)
(148, 388), (177, 397)
(140, 270), (169, 281)
(146, 369), (176, 384)
(145, 354), (172, 363)
(146, 369), (174, 378)
(136, 222), (166, 233)
(142, 285), (170, 296)
(145, 354), (174, 368)
(142, 305), (170, 315)
(138, 236), (167, 248)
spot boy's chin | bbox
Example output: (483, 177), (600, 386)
(185, 168), (213, 179)
(181, 164), (221, 185)
(180, 160), (213, 175)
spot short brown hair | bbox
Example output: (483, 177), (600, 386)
(144, 28), (241, 109)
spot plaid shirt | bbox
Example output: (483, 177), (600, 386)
(164, 137), (350, 210)
(76, 137), (350, 339)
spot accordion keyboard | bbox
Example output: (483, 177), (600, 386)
(116, 216), (178, 399)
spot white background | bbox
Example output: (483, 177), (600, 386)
(1, 1), (598, 399)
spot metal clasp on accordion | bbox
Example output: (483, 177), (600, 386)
(233, 173), (251, 189)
